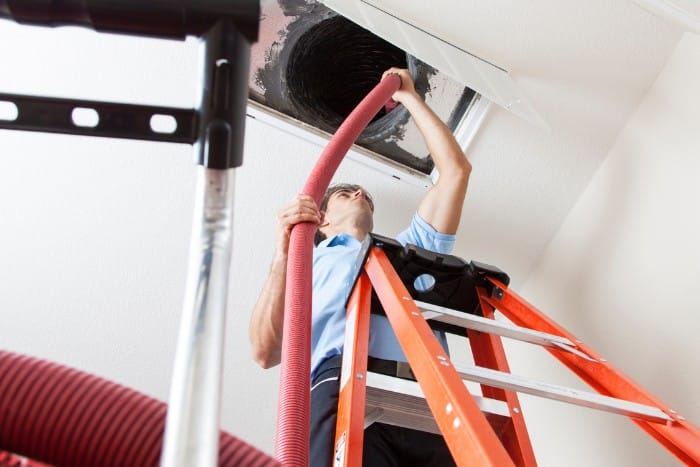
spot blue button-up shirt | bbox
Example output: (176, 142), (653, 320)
(310, 213), (456, 380)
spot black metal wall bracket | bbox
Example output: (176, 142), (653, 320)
(0, 0), (260, 169)
(0, 93), (198, 144)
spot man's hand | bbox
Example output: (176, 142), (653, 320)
(382, 67), (418, 104)
(275, 194), (321, 255)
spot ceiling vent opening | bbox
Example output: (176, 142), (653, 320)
(249, 0), (478, 177)
(285, 15), (407, 134)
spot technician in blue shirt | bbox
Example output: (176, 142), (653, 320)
(250, 67), (472, 466)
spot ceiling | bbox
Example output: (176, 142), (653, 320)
(0, 0), (686, 459)
(355, 0), (681, 283)
(237, 0), (686, 284)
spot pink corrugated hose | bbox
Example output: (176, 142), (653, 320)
(0, 350), (279, 466)
(275, 74), (401, 466)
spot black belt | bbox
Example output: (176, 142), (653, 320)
(317, 355), (416, 381)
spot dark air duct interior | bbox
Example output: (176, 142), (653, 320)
(285, 16), (407, 132)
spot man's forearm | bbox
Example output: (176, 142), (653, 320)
(250, 194), (320, 369)
(401, 92), (471, 176)
(402, 92), (471, 234)
(249, 252), (287, 368)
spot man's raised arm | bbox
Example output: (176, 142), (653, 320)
(383, 68), (472, 234)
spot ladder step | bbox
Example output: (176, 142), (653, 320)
(365, 363), (671, 435)
(364, 372), (511, 435)
(452, 362), (672, 423)
(415, 300), (670, 422)
(416, 300), (594, 361)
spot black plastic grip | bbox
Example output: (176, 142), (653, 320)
(366, 233), (511, 332)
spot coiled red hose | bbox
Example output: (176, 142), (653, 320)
(0, 350), (279, 467)
(275, 74), (401, 466)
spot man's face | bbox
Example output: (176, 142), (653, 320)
(323, 187), (374, 231)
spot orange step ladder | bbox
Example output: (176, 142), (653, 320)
(333, 234), (700, 466)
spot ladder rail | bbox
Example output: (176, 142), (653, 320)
(334, 274), (373, 467)
(465, 296), (538, 467)
(482, 278), (700, 466)
(364, 248), (517, 466)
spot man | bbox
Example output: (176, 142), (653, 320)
(249, 67), (472, 466)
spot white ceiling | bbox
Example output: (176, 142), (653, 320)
(375, 0), (682, 284)
(0, 0), (687, 461)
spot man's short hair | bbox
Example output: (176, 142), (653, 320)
(314, 183), (374, 245)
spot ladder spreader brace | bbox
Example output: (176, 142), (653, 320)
(333, 234), (700, 466)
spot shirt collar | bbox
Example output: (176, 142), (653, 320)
(317, 232), (362, 248)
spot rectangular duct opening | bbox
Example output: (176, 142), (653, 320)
(248, 0), (479, 178)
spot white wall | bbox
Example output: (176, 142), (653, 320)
(513, 32), (700, 466)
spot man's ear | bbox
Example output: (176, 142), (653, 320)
(319, 211), (329, 228)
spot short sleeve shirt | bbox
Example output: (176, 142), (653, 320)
(310, 213), (455, 380)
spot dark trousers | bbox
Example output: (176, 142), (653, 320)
(310, 356), (457, 467)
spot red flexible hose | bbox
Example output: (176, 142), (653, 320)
(275, 74), (401, 466)
(0, 350), (280, 467)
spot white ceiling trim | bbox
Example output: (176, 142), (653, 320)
(246, 100), (431, 188)
(430, 93), (492, 185)
(321, 0), (549, 130)
(454, 94), (492, 153)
